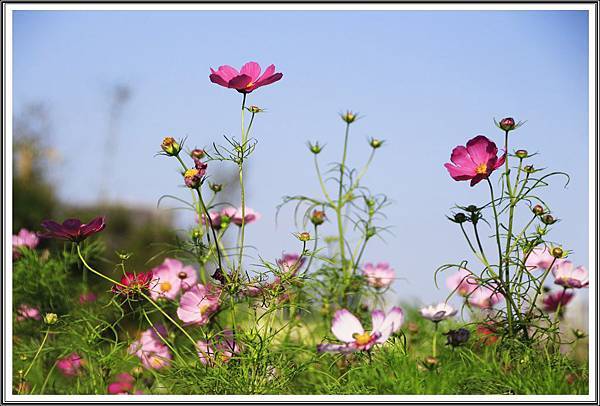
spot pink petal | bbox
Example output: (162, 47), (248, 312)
(240, 61), (261, 81)
(255, 64), (275, 83)
(466, 135), (496, 165)
(444, 163), (475, 181)
(371, 310), (385, 332)
(331, 309), (363, 343)
(253, 72), (283, 89)
(228, 74), (253, 90)
(450, 145), (475, 168)
(209, 73), (229, 87)
(215, 65), (239, 81)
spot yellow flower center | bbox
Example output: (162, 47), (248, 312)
(199, 303), (211, 315)
(185, 169), (199, 178)
(353, 332), (372, 346)
(475, 163), (488, 175)
(246, 82), (255, 89)
(160, 281), (172, 292)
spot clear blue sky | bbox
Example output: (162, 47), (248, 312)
(13, 10), (590, 307)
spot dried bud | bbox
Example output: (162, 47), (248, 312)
(541, 214), (557, 225)
(184, 169), (202, 189)
(246, 105), (264, 113)
(499, 117), (516, 131)
(310, 210), (326, 226)
(515, 149), (528, 159)
(444, 328), (470, 347)
(43, 313), (58, 325)
(308, 141), (324, 155)
(209, 183), (223, 193)
(190, 148), (205, 160)
(340, 110), (358, 124)
(551, 246), (564, 258)
(161, 137), (181, 156)
(298, 232), (311, 242)
(369, 138), (384, 149)
(532, 204), (545, 216)
(194, 159), (208, 175)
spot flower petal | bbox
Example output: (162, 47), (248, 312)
(331, 309), (363, 343)
(240, 61), (261, 81)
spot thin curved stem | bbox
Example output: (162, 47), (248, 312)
(23, 328), (50, 380)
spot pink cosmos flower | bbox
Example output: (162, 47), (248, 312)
(446, 268), (478, 296)
(525, 246), (563, 271)
(199, 211), (223, 230)
(197, 330), (241, 366)
(277, 253), (306, 276)
(317, 307), (404, 353)
(467, 285), (503, 309)
(40, 217), (105, 243)
(78, 292), (98, 304)
(542, 290), (575, 313)
(362, 262), (395, 289)
(419, 303), (457, 322)
(552, 261), (589, 289)
(177, 284), (220, 325)
(111, 271), (153, 296)
(16, 304), (41, 321)
(231, 207), (261, 226)
(107, 373), (135, 394)
(444, 135), (506, 186)
(209, 61), (283, 93)
(149, 258), (198, 301)
(13, 228), (39, 259)
(128, 326), (172, 370)
(56, 353), (85, 377)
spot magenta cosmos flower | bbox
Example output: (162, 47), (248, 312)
(419, 302), (457, 322)
(467, 285), (503, 309)
(542, 290), (575, 313)
(197, 330), (241, 366)
(40, 216), (105, 243)
(209, 61), (283, 93)
(128, 326), (172, 370)
(231, 207), (261, 226)
(107, 373), (135, 394)
(177, 284), (220, 326)
(446, 268), (478, 296)
(13, 228), (39, 259)
(149, 258), (198, 301)
(317, 307), (404, 353)
(277, 253), (306, 276)
(16, 304), (41, 321)
(56, 353), (85, 377)
(525, 246), (564, 271)
(552, 261), (589, 289)
(444, 135), (506, 186)
(362, 262), (395, 289)
(112, 271), (153, 296)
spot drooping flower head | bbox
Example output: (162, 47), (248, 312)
(362, 262), (395, 289)
(177, 284), (220, 326)
(467, 285), (503, 309)
(444, 135), (506, 186)
(446, 268), (478, 296)
(317, 307), (403, 353)
(419, 302), (457, 322)
(209, 62), (283, 93)
(128, 326), (172, 370)
(542, 290), (575, 313)
(231, 207), (261, 226)
(149, 258), (198, 301)
(40, 217), (105, 243)
(13, 228), (39, 259)
(16, 304), (41, 321)
(276, 253), (306, 276)
(112, 271), (153, 297)
(525, 246), (564, 271)
(552, 261), (589, 289)
(56, 353), (85, 377)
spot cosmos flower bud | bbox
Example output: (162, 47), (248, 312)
(499, 117), (516, 131)
(523, 165), (535, 174)
(209, 183), (223, 193)
(194, 159), (208, 176)
(190, 149), (205, 160)
(541, 214), (557, 225)
(192, 229), (202, 240)
(424, 356), (439, 368)
(340, 110), (358, 124)
(465, 205), (479, 213)
(532, 204), (545, 215)
(310, 210), (326, 226)
(184, 169), (202, 189)
(551, 246), (564, 259)
(450, 213), (468, 224)
(43, 313), (58, 325)
(246, 105), (264, 113)
(369, 138), (384, 149)
(161, 137), (181, 156)
(308, 141), (324, 155)
(573, 329), (586, 339)
(131, 366), (144, 378)
(515, 149), (528, 159)
(297, 232), (311, 242)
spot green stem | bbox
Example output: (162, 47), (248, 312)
(526, 257), (557, 320)
(337, 123), (351, 273)
(304, 225), (319, 274)
(77, 245), (127, 288)
(23, 328), (50, 379)
(314, 155), (334, 204)
(432, 322), (439, 358)
(238, 93), (248, 274)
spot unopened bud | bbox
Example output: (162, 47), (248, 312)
(308, 141), (324, 155)
(161, 137), (181, 156)
(43, 313), (58, 325)
(466, 205), (479, 213)
(310, 210), (326, 226)
(532, 205), (545, 215)
(452, 213), (468, 224)
(246, 105), (264, 113)
(551, 247), (564, 259)
(298, 232), (311, 242)
(340, 110), (358, 124)
(209, 183), (223, 193)
(190, 148), (205, 160)
(515, 149), (528, 159)
(523, 165), (535, 174)
(499, 117), (516, 131)
(573, 329), (586, 339)
(131, 366), (144, 378)
(541, 214), (556, 225)
(369, 138), (384, 149)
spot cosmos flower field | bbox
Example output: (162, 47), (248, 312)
(11, 61), (589, 396)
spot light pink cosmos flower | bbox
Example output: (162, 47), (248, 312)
(197, 330), (241, 366)
(209, 61), (283, 94)
(446, 268), (478, 296)
(552, 261), (589, 289)
(13, 228), (39, 259)
(177, 284), (220, 325)
(467, 285), (503, 309)
(277, 253), (306, 276)
(56, 353), (85, 377)
(199, 211), (223, 230)
(419, 303), (457, 322)
(128, 326), (172, 370)
(525, 246), (563, 271)
(150, 258), (198, 301)
(317, 307), (404, 353)
(542, 290), (574, 313)
(362, 262), (395, 289)
(16, 304), (41, 321)
(231, 207), (261, 226)
(444, 135), (506, 186)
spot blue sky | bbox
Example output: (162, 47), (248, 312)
(12, 10), (590, 308)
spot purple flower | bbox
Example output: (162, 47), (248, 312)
(542, 290), (574, 313)
(40, 217), (105, 243)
